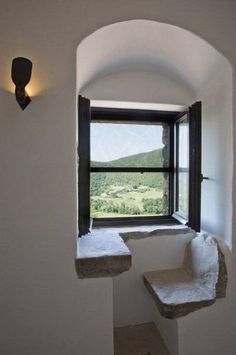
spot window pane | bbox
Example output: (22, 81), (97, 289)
(91, 123), (169, 167)
(178, 118), (189, 169)
(177, 115), (189, 217)
(90, 172), (169, 218)
(178, 172), (189, 216)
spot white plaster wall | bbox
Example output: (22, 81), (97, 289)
(177, 242), (236, 355)
(113, 231), (192, 355)
(154, 312), (179, 355)
(0, 89), (114, 354)
(113, 232), (194, 327)
(178, 298), (236, 355)
(81, 69), (195, 105)
(77, 19), (225, 94)
(0, 1), (236, 355)
(199, 64), (233, 248)
(114, 231), (236, 355)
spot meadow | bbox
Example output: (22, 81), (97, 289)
(90, 148), (168, 218)
(90, 173), (166, 218)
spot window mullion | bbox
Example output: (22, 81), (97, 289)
(90, 167), (172, 173)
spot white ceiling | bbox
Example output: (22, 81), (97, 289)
(77, 20), (228, 93)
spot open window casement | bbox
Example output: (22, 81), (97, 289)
(78, 95), (91, 236)
(173, 101), (202, 232)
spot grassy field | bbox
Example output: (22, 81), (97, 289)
(91, 185), (163, 218)
(90, 148), (167, 218)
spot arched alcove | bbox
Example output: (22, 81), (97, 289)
(77, 19), (233, 248)
(77, 20), (230, 102)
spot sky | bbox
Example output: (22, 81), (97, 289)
(91, 123), (165, 162)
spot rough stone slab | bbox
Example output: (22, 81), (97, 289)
(76, 225), (190, 279)
(121, 226), (192, 242)
(215, 245), (228, 298)
(78, 231), (131, 258)
(143, 270), (216, 319)
(76, 232), (131, 278)
(76, 254), (131, 278)
(143, 234), (227, 319)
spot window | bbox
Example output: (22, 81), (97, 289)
(90, 121), (171, 218)
(78, 96), (201, 235)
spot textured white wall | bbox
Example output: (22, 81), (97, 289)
(177, 241), (236, 355)
(113, 232), (194, 327)
(199, 64), (233, 247)
(81, 69), (195, 105)
(77, 20), (225, 93)
(0, 1), (236, 355)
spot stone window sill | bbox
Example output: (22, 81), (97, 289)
(75, 230), (131, 278)
(75, 225), (190, 279)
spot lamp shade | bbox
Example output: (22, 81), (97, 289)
(11, 57), (32, 110)
(11, 57), (32, 88)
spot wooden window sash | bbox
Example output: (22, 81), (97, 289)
(78, 95), (91, 237)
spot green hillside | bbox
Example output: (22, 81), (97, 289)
(90, 148), (168, 217)
(91, 148), (164, 167)
(91, 148), (166, 197)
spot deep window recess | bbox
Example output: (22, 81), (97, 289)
(78, 96), (201, 235)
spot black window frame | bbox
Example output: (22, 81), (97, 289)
(172, 102), (202, 231)
(90, 107), (178, 227)
(173, 111), (190, 224)
(78, 96), (202, 235)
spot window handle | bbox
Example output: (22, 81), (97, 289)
(201, 174), (209, 182)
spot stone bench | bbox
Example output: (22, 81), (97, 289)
(143, 234), (227, 319)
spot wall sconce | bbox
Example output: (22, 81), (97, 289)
(11, 57), (32, 110)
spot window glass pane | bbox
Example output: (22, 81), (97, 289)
(178, 172), (189, 216)
(177, 115), (189, 217)
(178, 118), (189, 169)
(91, 123), (169, 167)
(91, 172), (169, 218)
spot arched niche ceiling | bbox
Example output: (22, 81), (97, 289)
(77, 20), (229, 100)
